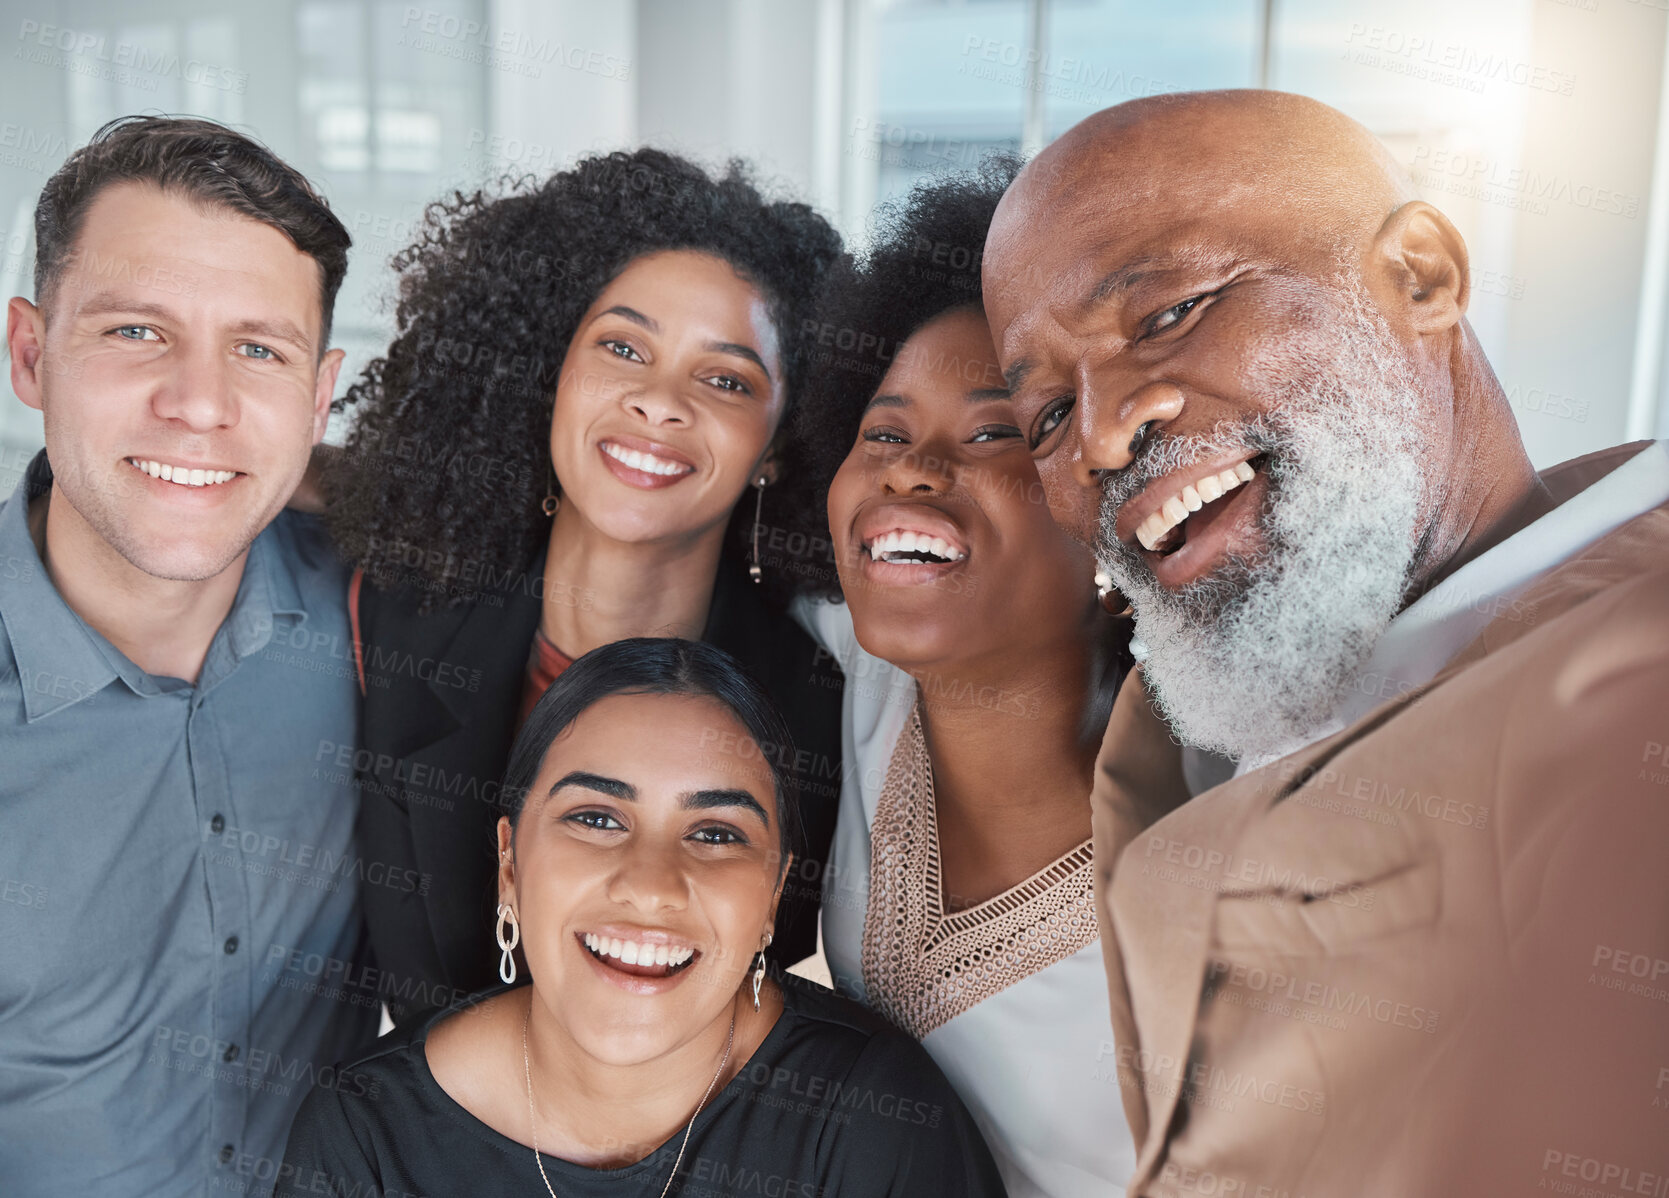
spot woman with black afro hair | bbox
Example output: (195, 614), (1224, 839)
(789, 158), (1139, 1196)
(323, 149), (848, 1022)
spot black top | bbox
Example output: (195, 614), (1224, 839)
(352, 553), (845, 1023)
(279, 975), (1008, 1198)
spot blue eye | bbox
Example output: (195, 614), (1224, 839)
(113, 325), (158, 341)
(240, 344), (276, 360)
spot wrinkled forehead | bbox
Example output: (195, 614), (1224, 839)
(987, 149), (1369, 351)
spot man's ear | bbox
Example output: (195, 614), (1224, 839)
(7, 297), (47, 412)
(1366, 201), (1470, 335)
(311, 347), (346, 443)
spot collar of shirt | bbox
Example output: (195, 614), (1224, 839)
(0, 449), (306, 721)
(1230, 438), (1669, 778)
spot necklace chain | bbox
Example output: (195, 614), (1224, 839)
(521, 998), (737, 1198)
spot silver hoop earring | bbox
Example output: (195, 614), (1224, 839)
(496, 903), (521, 985)
(751, 932), (772, 1011)
(748, 476), (768, 583)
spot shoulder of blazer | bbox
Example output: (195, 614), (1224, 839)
(705, 566), (845, 725)
(357, 564), (544, 760)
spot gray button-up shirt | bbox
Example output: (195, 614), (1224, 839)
(0, 452), (376, 1197)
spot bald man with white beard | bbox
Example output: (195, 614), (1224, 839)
(983, 90), (1669, 1197)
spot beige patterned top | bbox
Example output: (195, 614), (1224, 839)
(860, 704), (1098, 1040)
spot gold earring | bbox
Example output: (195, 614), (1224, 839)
(541, 465), (559, 517)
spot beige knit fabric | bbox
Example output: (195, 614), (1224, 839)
(860, 704), (1098, 1040)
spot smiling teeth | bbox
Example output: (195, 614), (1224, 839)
(602, 442), (691, 477)
(865, 530), (966, 563)
(583, 932), (693, 968)
(128, 459), (236, 487)
(1135, 459), (1256, 552)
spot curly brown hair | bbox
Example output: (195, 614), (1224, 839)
(324, 148), (844, 609)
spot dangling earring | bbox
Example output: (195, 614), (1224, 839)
(1095, 569), (1133, 617)
(541, 465), (560, 517)
(751, 932), (773, 1011)
(747, 475), (768, 583)
(496, 903), (521, 984)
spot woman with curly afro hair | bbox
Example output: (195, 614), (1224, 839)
(788, 159), (1139, 1197)
(324, 149), (847, 1021)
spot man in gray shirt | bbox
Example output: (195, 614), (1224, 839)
(1, 116), (376, 1196)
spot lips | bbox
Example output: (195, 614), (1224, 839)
(578, 930), (700, 984)
(1116, 452), (1269, 591)
(596, 436), (696, 490)
(850, 503), (972, 587)
(126, 457), (242, 488)
(1132, 457), (1257, 553)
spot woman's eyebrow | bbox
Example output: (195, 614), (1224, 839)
(703, 340), (772, 381)
(597, 304), (658, 333)
(549, 771), (636, 800)
(681, 788), (770, 828)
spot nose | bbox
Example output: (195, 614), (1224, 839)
(1072, 372), (1186, 488)
(625, 382), (693, 428)
(605, 838), (690, 915)
(878, 433), (957, 496)
(150, 342), (239, 433)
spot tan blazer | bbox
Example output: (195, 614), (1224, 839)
(1094, 448), (1669, 1197)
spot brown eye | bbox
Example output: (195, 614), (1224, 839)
(1029, 395), (1074, 450)
(1146, 295), (1204, 336)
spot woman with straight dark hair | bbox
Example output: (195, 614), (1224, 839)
(280, 638), (1006, 1198)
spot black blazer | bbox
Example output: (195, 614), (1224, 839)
(353, 555), (845, 1024)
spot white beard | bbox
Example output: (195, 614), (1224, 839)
(1096, 287), (1429, 765)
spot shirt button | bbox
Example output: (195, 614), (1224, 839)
(219, 1144), (234, 1164)
(209, 814), (225, 835)
(223, 936), (239, 955)
(223, 1043), (239, 1062)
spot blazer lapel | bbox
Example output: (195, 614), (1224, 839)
(1116, 768), (1284, 1178)
(1099, 676), (1355, 1182)
(1091, 670), (1191, 1146)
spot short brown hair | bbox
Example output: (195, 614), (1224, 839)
(33, 114), (352, 348)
